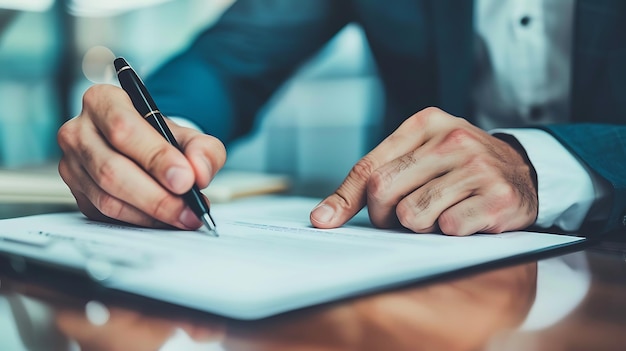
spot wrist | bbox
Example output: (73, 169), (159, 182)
(493, 133), (539, 194)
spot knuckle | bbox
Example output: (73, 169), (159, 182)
(367, 170), (391, 203)
(368, 215), (388, 229)
(57, 121), (78, 152)
(406, 108), (434, 129)
(492, 182), (516, 203)
(396, 193), (439, 232)
(94, 158), (118, 191)
(205, 136), (227, 171)
(145, 144), (175, 173)
(406, 191), (431, 213)
(486, 224), (506, 234)
(420, 106), (443, 117)
(423, 185), (442, 204)
(82, 84), (116, 113)
(81, 85), (101, 108)
(395, 201), (414, 228)
(95, 192), (123, 220)
(466, 154), (491, 173)
(438, 212), (461, 235)
(480, 216), (506, 234)
(75, 137), (95, 166)
(183, 134), (227, 186)
(210, 135), (227, 154)
(442, 128), (475, 148)
(405, 106), (445, 129)
(57, 158), (71, 184)
(149, 194), (179, 222)
(212, 138), (227, 165)
(395, 153), (417, 173)
(105, 112), (134, 147)
(349, 156), (377, 184)
(366, 153), (418, 205)
(484, 206), (512, 234)
(396, 199), (429, 231)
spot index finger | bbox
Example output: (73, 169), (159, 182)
(310, 108), (445, 228)
(84, 84), (196, 195)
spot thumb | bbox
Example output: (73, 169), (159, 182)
(310, 157), (377, 229)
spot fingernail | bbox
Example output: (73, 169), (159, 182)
(166, 167), (188, 192)
(311, 204), (335, 224)
(179, 207), (201, 229)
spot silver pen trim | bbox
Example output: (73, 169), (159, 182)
(116, 65), (132, 75)
(201, 213), (218, 237)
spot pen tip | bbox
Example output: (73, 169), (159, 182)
(201, 213), (219, 237)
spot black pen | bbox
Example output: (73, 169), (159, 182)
(114, 57), (218, 237)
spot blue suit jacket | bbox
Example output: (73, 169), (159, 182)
(147, 0), (626, 234)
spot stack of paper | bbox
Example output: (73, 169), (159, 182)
(0, 196), (586, 320)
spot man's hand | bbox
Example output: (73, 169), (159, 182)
(57, 84), (226, 229)
(310, 107), (538, 236)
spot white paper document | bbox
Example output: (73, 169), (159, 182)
(0, 196), (585, 319)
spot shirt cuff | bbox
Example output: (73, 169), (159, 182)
(490, 128), (595, 231)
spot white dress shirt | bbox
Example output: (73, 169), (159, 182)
(474, 0), (602, 231)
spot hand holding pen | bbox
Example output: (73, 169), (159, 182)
(58, 60), (226, 233)
(114, 57), (219, 236)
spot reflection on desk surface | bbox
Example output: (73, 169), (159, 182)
(1, 249), (625, 351)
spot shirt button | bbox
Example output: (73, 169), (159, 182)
(520, 16), (532, 26)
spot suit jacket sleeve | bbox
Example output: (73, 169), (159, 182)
(145, 0), (350, 143)
(540, 124), (626, 234)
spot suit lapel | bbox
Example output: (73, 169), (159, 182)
(431, 0), (474, 118)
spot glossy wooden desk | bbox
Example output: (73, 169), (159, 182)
(0, 204), (625, 351)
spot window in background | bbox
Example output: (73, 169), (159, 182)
(0, 0), (232, 169)
(0, 0), (62, 168)
(68, 0), (234, 115)
(0, 0), (53, 12)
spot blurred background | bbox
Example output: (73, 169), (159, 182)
(0, 0), (384, 195)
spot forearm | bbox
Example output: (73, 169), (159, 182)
(146, 0), (350, 144)
(147, 54), (238, 141)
